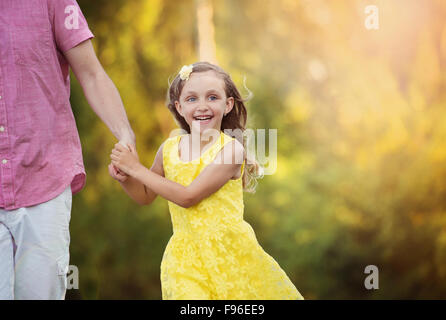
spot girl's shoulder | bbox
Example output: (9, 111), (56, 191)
(164, 133), (184, 144)
(219, 132), (245, 159)
(150, 140), (167, 177)
(162, 132), (186, 150)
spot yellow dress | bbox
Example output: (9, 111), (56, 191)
(160, 131), (304, 300)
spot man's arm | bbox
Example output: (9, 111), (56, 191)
(64, 39), (135, 147)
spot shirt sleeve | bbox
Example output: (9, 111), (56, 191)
(47, 0), (94, 52)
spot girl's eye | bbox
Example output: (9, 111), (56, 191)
(209, 95), (218, 101)
(187, 97), (196, 102)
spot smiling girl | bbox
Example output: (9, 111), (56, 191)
(109, 62), (304, 300)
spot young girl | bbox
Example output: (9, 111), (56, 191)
(110, 62), (304, 300)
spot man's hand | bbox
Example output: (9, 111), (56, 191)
(118, 132), (136, 151)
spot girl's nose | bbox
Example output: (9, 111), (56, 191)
(197, 103), (209, 111)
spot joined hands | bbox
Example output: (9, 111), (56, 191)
(108, 141), (140, 182)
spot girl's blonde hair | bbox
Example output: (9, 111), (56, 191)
(166, 61), (263, 193)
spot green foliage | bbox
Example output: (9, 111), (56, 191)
(68, 0), (446, 299)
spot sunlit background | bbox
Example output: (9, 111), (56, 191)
(68, 0), (446, 299)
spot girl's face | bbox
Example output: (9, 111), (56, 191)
(175, 70), (234, 135)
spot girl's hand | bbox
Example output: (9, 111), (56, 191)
(110, 143), (141, 176)
(109, 142), (131, 182)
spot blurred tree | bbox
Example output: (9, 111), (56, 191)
(195, 0), (217, 63)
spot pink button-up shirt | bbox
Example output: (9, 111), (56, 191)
(0, 0), (94, 210)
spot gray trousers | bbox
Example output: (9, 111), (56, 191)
(0, 185), (72, 299)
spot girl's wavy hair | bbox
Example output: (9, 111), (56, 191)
(166, 61), (263, 193)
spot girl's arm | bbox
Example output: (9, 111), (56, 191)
(117, 175), (148, 206)
(111, 140), (244, 208)
(113, 143), (164, 206)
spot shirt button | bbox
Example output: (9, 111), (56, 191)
(2, 159), (7, 164)
(0, 126), (4, 132)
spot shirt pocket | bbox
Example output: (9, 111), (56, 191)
(11, 16), (52, 67)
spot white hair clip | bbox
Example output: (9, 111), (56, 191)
(179, 64), (193, 81)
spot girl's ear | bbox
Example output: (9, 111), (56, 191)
(174, 101), (183, 117)
(225, 97), (235, 115)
